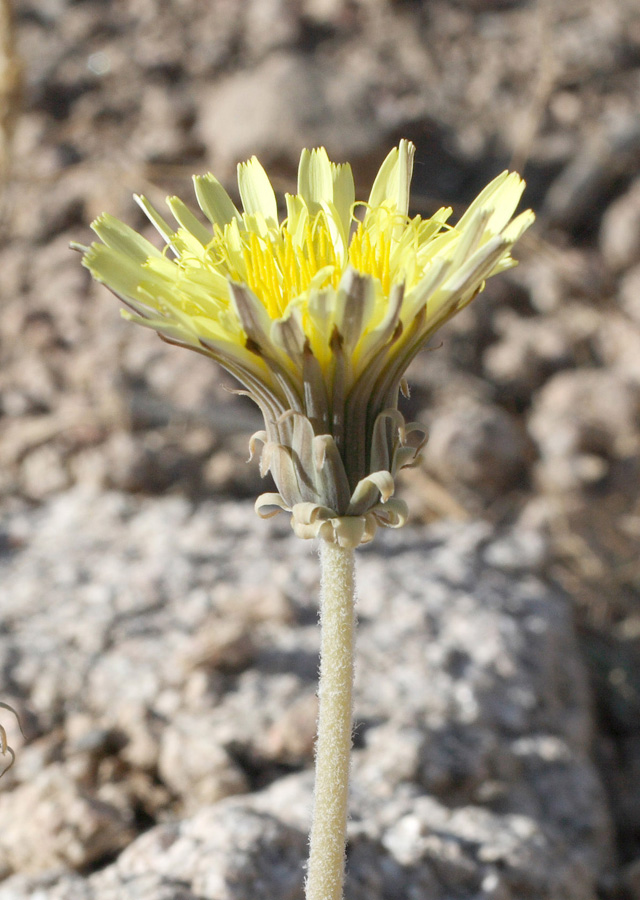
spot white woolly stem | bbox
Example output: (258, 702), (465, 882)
(306, 541), (356, 900)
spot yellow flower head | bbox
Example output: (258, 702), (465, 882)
(80, 141), (534, 547)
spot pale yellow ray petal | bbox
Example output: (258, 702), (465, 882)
(134, 195), (177, 249)
(83, 243), (149, 299)
(284, 193), (308, 237)
(331, 162), (355, 242)
(456, 171), (525, 235)
(91, 213), (163, 261)
(237, 156), (278, 226)
(368, 139), (415, 216)
(502, 208), (535, 242)
(166, 196), (212, 246)
(193, 173), (241, 228)
(298, 147), (333, 211)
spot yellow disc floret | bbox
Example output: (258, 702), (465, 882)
(203, 213), (343, 319)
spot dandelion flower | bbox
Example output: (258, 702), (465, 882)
(79, 140), (533, 548)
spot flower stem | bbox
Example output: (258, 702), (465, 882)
(306, 541), (356, 900)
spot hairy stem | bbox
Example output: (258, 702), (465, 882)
(306, 541), (356, 900)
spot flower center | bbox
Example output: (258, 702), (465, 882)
(207, 215), (342, 319)
(206, 207), (423, 321)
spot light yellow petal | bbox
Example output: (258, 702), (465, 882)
(450, 208), (491, 266)
(298, 147), (333, 211)
(171, 227), (210, 259)
(287, 197), (311, 249)
(83, 243), (148, 299)
(297, 148), (354, 249)
(436, 234), (507, 303)
(368, 139), (415, 216)
(166, 196), (212, 246)
(402, 256), (451, 321)
(284, 192), (308, 238)
(193, 173), (241, 228)
(331, 161), (355, 241)
(502, 208), (535, 242)
(455, 171), (510, 231)
(120, 309), (201, 347)
(90, 213), (162, 261)
(237, 156), (278, 226)
(134, 195), (177, 251)
(456, 171), (525, 235)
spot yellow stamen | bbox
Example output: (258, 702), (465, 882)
(202, 205), (430, 322)
(305, 225), (318, 273)
(214, 215), (343, 317)
(348, 221), (394, 293)
(379, 232), (390, 295)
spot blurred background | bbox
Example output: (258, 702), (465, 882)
(1, 0), (640, 889)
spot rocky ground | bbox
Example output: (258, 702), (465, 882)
(0, 493), (616, 899)
(1, 0), (640, 897)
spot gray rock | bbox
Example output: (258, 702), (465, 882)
(423, 401), (532, 498)
(158, 714), (248, 812)
(0, 491), (613, 898)
(483, 311), (574, 397)
(600, 178), (640, 272)
(528, 369), (640, 492)
(0, 804), (307, 900)
(0, 763), (135, 876)
(544, 116), (640, 230)
(481, 527), (548, 572)
(594, 312), (640, 387)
